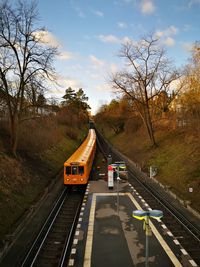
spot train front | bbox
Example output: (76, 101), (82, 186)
(64, 161), (87, 185)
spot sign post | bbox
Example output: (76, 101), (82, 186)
(117, 176), (120, 214)
(132, 210), (163, 267)
(108, 165), (114, 190)
(150, 166), (157, 178)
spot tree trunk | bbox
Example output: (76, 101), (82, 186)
(143, 105), (156, 147)
(10, 113), (19, 157)
(146, 110), (156, 146)
(136, 102), (157, 147)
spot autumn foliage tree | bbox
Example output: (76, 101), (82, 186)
(181, 42), (200, 132)
(95, 98), (132, 134)
(0, 0), (57, 156)
(96, 101), (123, 134)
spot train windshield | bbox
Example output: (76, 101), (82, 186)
(72, 166), (78, 175)
(66, 166), (71, 175)
(79, 166), (84, 175)
(66, 165), (84, 175)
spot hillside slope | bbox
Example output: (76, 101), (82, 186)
(0, 127), (87, 249)
(101, 126), (200, 212)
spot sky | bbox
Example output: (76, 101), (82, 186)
(31, 0), (200, 114)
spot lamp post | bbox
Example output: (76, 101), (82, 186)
(132, 210), (163, 267)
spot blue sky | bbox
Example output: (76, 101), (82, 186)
(34, 0), (200, 114)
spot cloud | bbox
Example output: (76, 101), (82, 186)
(75, 7), (85, 18)
(163, 37), (175, 47)
(182, 42), (194, 52)
(97, 34), (131, 44)
(95, 83), (112, 93)
(183, 24), (191, 32)
(118, 22), (127, 29)
(109, 63), (119, 74)
(72, 3), (86, 18)
(154, 30), (164, 38)
(94, 10), (104, 17)
(34, 31), (76, 60)
(69, 1), (86, 18)
(154, 26), (179, 39)
(97, 34), (120, 44)
(34, 30), (60, 47)
(115, 0), (136, 6)
(188, 0), (200, 7)
(165, 26), (179, 36)
(53, 75), (83, 92)
(154, 26), (179, 47)
(140, 0), (155, 14)
(87, 72), (100, 79)
(57, 51), (74, 60)
(123, 0), (134, 3)
(89, 55), (105, 68)
(122, 36), (132, 43)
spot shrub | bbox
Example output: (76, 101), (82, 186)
(65, 127), (78, 140)
(18, 117), (62, 154)
(124, 117), (143, 134)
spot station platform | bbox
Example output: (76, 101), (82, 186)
(67, 179), (196, 267)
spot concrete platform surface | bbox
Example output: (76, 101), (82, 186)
(67, 180), (193, 267)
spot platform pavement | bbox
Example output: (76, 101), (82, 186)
(67, 179), (195, 267)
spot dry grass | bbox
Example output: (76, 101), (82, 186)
(0, 154), (47, 245)
(0, 118), (88, 247)
(18, 117), (62, 154)
(102, 124), (200, 212)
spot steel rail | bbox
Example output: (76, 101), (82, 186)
(29, 191), (69, 266)
(128, 167), (200, 242)
(59, 197), (82, 267)
(20, 187), (84, 267)
(96, 129), (200, 241)
(20, 188), (68, 267)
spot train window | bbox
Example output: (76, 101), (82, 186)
(79, 166), (84, 175)
(66, 166), (71, 175)
(72, 166), (78, 175)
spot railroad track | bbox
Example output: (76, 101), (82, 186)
(96, 129), (200, 266)
(128, 169), (200, 265)
(21, 187), (85, 267)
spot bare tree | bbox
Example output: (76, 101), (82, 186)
(0, 0), (57, 156)
(25, 74), (47, 114)
(111, 35), (181, 146)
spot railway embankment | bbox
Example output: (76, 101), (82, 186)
(98, 125), (200, 214)
(0, 126), (87, 256)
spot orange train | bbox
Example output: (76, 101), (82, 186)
(64, 129), (96, 185)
